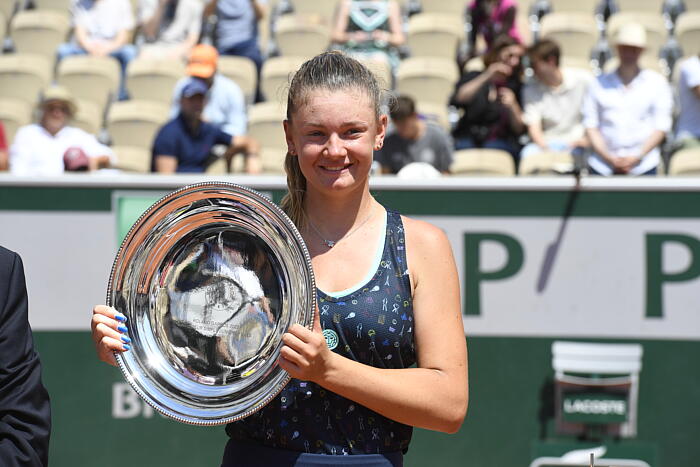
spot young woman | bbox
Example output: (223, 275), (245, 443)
(91, 51), (468, 467)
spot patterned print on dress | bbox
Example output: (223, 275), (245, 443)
(226, 209), (415, 455)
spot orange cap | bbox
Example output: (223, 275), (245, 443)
(186, 44), (219, 78)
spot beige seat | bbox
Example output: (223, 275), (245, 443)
(420, 0), (466, 16)
(540, 12), (599, 61)
(0, 97), (32, 145)
(107, 100), (169, 149)
(407, 13), (464, 60)
(32, 0), (72, 12)
(449, 149), (515, 175)
(10, 10), (70, 63)
(217, 55), (258, 104)
(260, 147), (288, 174)
(205, 156), (229, 174)
(126, 58), (185, 105)
(0, 54), (52, 104)
(668, 148), (700, 175)
(415, 101), (450, 132)
(112, 145), (152, 173)
(516, 10), (534, 46)
(57, 56), (121, 113)
(560, 55), (596, 72)
(675, 12), (700, 57)
(613, 0), (664, 13)
(547, 0), (604, 14)
(0, 0), (17, 22)
(291, 0), (338, 25)
(274, 14), (331, 58)
(72, 99), (102, 135)
(260, 56), (305, 105)
(683, 0), (700, 11)
(247, 102), (287, 152)
(396, 57), (459, 106)
(519, 151), (575, 176)
(463, 56), (485, 72)
(607, 12), (667, 59)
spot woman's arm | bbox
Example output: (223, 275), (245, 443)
(280, 218), (468, 434)
(331, 0), (355, 44)
(384, 0), (405, 46)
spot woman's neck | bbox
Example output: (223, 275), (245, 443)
(303, 184), (379, 238)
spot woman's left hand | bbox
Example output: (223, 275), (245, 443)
(278, 307), (334, 383)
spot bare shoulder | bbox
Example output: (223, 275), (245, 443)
(401, 215), (451, 251)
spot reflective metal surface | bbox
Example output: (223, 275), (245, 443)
(107, 182), (315, 425)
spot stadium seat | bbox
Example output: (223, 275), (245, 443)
(0, 12), (5, 45)
(683, 0), (700, 11)
(0, 54), (52, 105)
(205, 156), (228, 174)
(217, 55), (258, 104)
(0, 97), (31, 145)
(560, 56), (596, 72)
(10, 10), (70, 62)
(260, 56), (305, 105)
(106, 100), (169, 149)
(449, 149), (515, 175)
(260, 147), (287, 174)
(545, 0), (604, 15)
(675, 11), (700, 57)
(415, 101), (450, 132)
(273, 14), (330, 58)
(32, 0), (72, 12)
(126, 58), (185, 105)
(396, 57), (459, 107)
(290, 0), (338, 24)
(356, 56), (392, 89)
(419, 0), (466, 16)
(519, 151), (575, 176)
(668, 148), (700, 175)
(247, 102), (287, 152)
(612, 0), (664, 14)
(607, 12), (667, 59)
(72, 99), (102, 136)
(0, 0), (18, 22)
(406, 13), (464, 59)
(57, 56), (121, 114)
(111, 145), (151, 173)
(540, 12), (599, 62)
(463, 56), (485, 72)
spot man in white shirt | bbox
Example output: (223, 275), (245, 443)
(138, 0), (203, 60)
(582, 22), (672, 175)
(675, 53), (700, 150)
(521, 38), (592, 159)
(10, 86), (114, 176)
(57, 0), (138, 100)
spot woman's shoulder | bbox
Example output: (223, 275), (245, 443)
(400, 215), (450, 250)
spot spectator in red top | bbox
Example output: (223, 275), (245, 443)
(468, 0), (522, 58)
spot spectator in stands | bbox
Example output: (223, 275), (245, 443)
(171, 44), (247, 137)
(674, 53), (700, 151)
(450, 34), (525, 161)
(520, 39), (592, 159)
(0, 122), (7, 171)
(468, 0), (521, 58)
(331, 0), (404, 71)
(209, 0), (266, 78)
(137, 0), (204, 60)
(582, 23), (672, 175)
(57, 0), (138, 100)
(153, 79), (261, 173)
(375, 95), (453, 174)
(10, 86), (114, 176)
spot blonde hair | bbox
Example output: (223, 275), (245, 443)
(279, 51), (385, 228)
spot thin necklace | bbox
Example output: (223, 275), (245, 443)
(305, 209), (375, 249)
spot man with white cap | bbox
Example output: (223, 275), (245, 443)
(9, 86), (114, 176)
(582, 22), (672, 175)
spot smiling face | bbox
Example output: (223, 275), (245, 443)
(284, 88), (386, 198)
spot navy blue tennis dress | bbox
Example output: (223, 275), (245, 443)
(224, 209), (415, 466)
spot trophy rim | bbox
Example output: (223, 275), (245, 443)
(106, 181), (316, 426)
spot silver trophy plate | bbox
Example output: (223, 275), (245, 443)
(107, 182), (315, 425)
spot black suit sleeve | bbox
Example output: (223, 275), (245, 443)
(0, 248), (51, 467)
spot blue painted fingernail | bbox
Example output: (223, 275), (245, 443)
(117, 325), (128, 333)
(121, 335), (131, 344)
(115, 313), (127, 322)
(122, 344), (131, 351)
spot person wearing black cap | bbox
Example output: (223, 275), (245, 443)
(152, 78), (261, 173)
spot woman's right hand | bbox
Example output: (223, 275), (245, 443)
(91, 305), (130, 366)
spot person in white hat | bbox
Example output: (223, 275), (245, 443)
(581, 22), (672, 175)
(9, 86), (115, 176)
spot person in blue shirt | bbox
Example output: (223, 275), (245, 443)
(153, 78), (261, 173)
